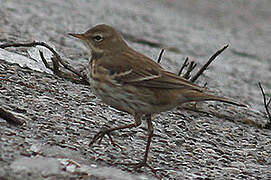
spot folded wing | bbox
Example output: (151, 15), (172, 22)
(100, 49), (205, 92)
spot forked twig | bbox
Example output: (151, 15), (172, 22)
(190, 44), (229, 82)
(39, 51), (87, 84)
(178, 57), (189, 76)
(258, 82), (271, 128)
(183, 61), (197, 79)
(156, 45), (228, 82)
(1, 41), (89, 85)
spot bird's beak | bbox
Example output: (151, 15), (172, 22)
(69, 33), (86, 40)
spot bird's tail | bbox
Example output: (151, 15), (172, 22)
(180, 90), (248, 108)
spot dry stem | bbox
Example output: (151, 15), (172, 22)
(190, 44), (229, 82)
(1, 41), (89, 85)
(258, 82), (271, 128)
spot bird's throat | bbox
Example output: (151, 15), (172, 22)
(87, 43), (104, 60)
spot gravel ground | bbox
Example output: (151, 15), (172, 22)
(1, 0), (271, 179)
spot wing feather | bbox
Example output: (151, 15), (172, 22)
(100, 49), (205, 91)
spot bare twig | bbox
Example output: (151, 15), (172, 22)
(39, 51), (87, 84)
(39, 50), (51, 70)
(1, 41), (89, 85)
(183, 61), (197, 79)
(0, 106), (25, 126)
(190, 44), (229, 82)
(267, 98), (271, 107)
(178, 57), (189, 76)
(258, 82), (271, 128)
(157, 49), (165, 64)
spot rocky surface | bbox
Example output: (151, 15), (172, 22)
(0, 0), (271, 179)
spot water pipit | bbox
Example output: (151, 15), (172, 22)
(69, 24), (246, 173)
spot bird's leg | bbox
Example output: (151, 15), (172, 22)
(129, 114), (158, 173)
(111, 114), (162, 178)
(89, 113), (142, 149)
(142, 114), (154, 164)
(120, 114), (161, 176)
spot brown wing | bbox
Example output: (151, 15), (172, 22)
(100, 48), (205, 91)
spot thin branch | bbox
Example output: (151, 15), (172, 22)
(178, 57), (189, 76)
(157, 49), (165, 64)
(39, 51), (89, 85)
(39, 50), (51, 70)
(190, 44), (229, 83)
(267, 98), (271, 107)
(183, 61), (197, 79)
(0, 106), (25, 126)
(258, 82), (271, 127)
(1, 41), (89, 85)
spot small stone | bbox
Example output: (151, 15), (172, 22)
(222, 167), (242, 174)
(230, 161), (245, 168)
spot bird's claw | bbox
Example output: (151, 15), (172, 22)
(89, 129), (123, 150)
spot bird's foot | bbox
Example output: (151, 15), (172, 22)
(89, 129), (123, 150)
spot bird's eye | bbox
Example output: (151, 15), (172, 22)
(93, 35), (103, 42)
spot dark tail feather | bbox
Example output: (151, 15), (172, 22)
(207, 94), (248, 108)
(182, 91), (248, 108)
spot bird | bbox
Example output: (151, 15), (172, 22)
(69, 24), (247, 173)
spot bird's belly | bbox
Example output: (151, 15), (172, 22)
(89, 78), (176, 115)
